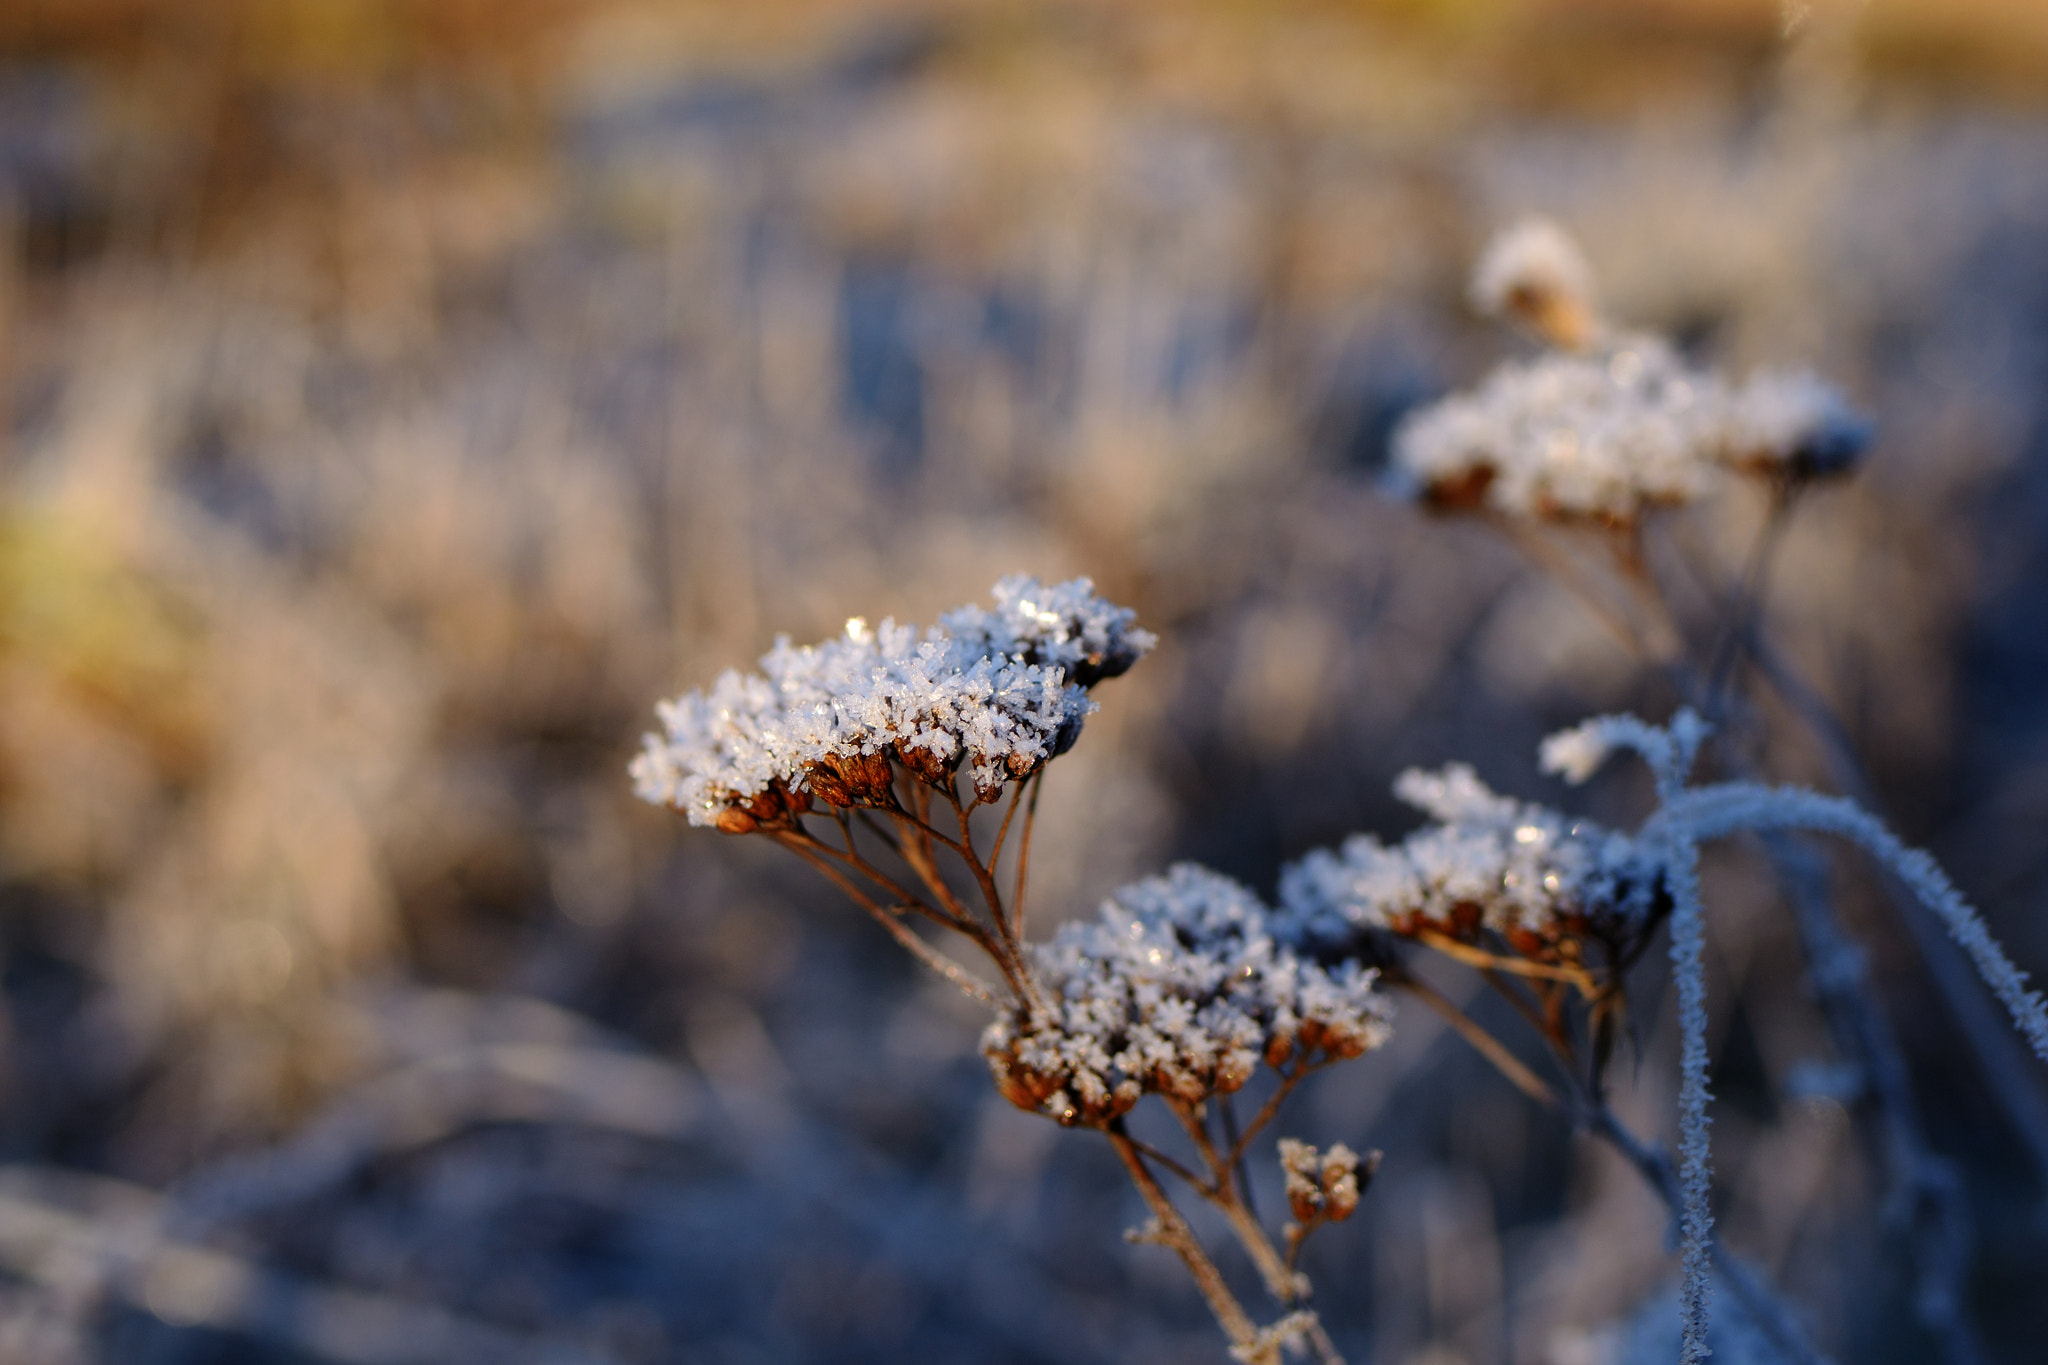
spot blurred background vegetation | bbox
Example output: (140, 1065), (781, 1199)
(2, 1), (2047, 1361)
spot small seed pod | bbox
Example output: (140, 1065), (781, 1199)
(893, 739), (958, 788)
(805, 750), (898, 809)
(1279, 1139), (1325, 1223)
(1320, 1144), (1362, 1222)
(1264, 1031), (1296, 1069)
(714, 805), (759, 835)
(1214, 1050), (1255, 1095)
(1421, 464), (1498, 512)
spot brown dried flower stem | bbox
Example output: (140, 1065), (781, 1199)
(1410, 929), (1598, 993)
(768, 833), (999, 1004)
(1396, 972), (1562, 1108)
(1106, 1124), (1269, 1362)
(1167, 1103), (1303, 1305)
(1223, 1060), (1333, 1174)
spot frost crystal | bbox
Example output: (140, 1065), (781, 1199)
(1277, 763), (1659, 958)
(630, 577), (1154, 827)
(983, 865), (1391, 1126)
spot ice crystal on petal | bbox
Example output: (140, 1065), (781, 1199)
(983, 865), (1391, 1125)
(631, 578), (1153, 826)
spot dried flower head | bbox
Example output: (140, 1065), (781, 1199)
(630, 576), (1155, 826)
(1469, 217), (1601, 350)
(1278, 763), (1662, 969)
(1395, 222), (1870, 524)
(1277, 1139), (1373, 1225)
(1391, 339), (1869, 523)
(983, 865), (1392, 1126)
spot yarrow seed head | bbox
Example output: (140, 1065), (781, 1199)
(1392, 222), (1869, 523)
(982, 865), (1392, 1126)
(629, 576), (1156, 827)
(1277, 763), (1664, 966)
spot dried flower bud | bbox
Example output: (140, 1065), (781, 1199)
(1279, 1140), (1377, 1226)
(1279, 1138), (1325, 1224)
(714, 806), (759, 835)
(893, 738), (958, 787)
(1319, 1143), (1363, 1221)
(804, 749), (897, 809)
(1470, 217), (1601, 351)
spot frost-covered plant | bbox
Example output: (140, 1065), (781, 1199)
(1285, 706), (2048, 1364)
(985, 864), (1390, 1126)
(634, 230), (2044, 1365)
(1391, 218), (1871, 524)
(634, 574), (2048, 1364)
(634, 578), (1388, 1364)
(1386, 220), (2048, 1364)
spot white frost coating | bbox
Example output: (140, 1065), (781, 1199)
(1276, 763), (1656, 948)
(1663, 841), (1715, 1365)
(1648, 783), (2048, 1065)
(983, 865), (1392, 1125)
(1390, 340), (1727, 521)
(1541, 708), (1709, 800)
(942, 574), (1158, 685)
(1395, 229), (1869, 521)
(1288, 710), (2048, 1362)
(630, 576), (1154, 825)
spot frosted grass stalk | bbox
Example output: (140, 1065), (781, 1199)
(1654, 784), (2048, 1065)
(1664, 840), (1715, 1365)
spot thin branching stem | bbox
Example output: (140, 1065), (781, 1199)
(1703, 480), (1798, 719)
(1225, 1062), (1329, 1172)
(1396, 973), (1561, 1109)
(1106, 1125), (1266, 1360)
(1165, 1102), (1304, 1317)
(781, 826), (968, 934)
(769, 834), (999, 1003)
(988, 779), (1026, 876)
(1011, 770), (1044, 939)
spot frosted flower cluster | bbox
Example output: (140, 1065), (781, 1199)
(1393, 219), (1869, 522)
(1392, 340), (1867, 523)
(630, 577), (1154, 828)
(983, 865), (1392, 1126)
(1278, 763), (1661, 961)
